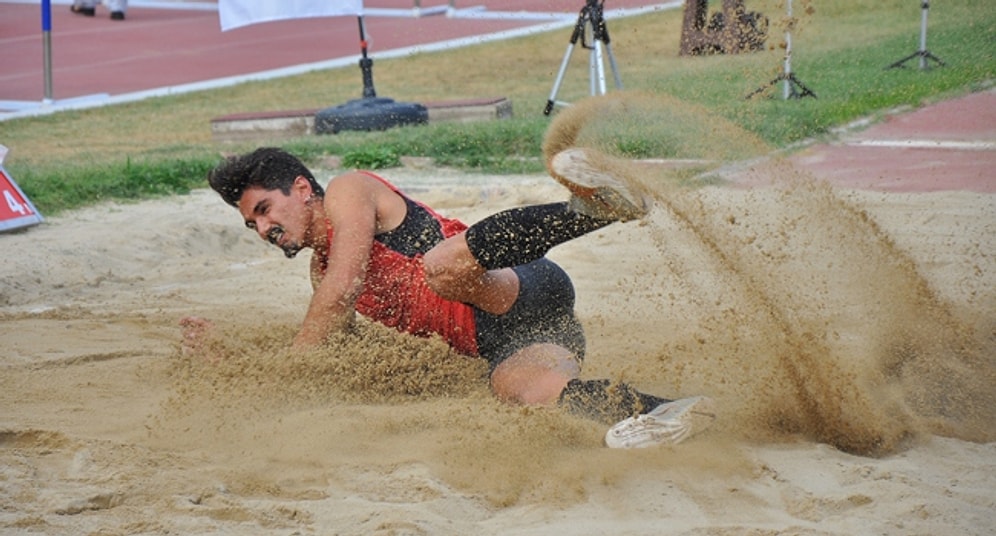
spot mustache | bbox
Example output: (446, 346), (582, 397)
(266, 226), (284, 246)
(265, 225), (302, 258)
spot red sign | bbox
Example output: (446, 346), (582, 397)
(0, 167), (43, 232)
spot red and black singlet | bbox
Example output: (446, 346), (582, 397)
(321, 172), (479, 356)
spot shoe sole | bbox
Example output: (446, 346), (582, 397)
(604, 396), (716, 449)
(549, 148), (648, 221)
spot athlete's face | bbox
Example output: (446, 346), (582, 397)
(238, 178), (315, 258)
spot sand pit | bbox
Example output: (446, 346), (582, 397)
(1, 152), (993, 535)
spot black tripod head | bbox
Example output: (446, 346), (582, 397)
(575, 0), (609, 49)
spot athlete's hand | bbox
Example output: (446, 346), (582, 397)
(179, 316), (217, 359)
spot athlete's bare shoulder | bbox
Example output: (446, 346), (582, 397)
(324, 171), (407, 235)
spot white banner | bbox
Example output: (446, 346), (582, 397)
(219, 0), (363, 31)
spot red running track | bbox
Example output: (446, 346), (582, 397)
(0, 0), (672, 113)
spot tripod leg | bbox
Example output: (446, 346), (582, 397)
(546, 43), (578, 115)
(787, 73), (816, 99)
(745, 75), (783, 100)
(590, 2), (623, 91)
(886, 51), (920, 70)
(590, 40), (607, 95)
(604, 42), (624, 90)
(544, 7), (588, 115)
(923, 50), (945, 67)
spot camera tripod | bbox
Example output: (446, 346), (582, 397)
(543, 0), (623, 115)
(745, 0), (815, 100)
(887, 1), (945, 70)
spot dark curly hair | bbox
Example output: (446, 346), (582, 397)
(207, 147), (325, 207)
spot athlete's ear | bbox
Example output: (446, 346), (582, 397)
(291, 175), (313, 199)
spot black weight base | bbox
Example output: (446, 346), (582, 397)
(314, 97), (428, 135)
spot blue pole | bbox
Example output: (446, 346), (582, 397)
(42, 0), (53, 103)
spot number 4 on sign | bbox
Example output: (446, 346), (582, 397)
(0, 145), (44, 233)
(5, 189), (28, 215)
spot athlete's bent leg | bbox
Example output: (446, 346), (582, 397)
(490, 342), (673, 423)
(490, 343), (581, 405)
(423, 202), (610, 312)
(422, 233), (520, 315)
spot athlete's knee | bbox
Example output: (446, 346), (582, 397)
(423, 234), (481, 299)
(421, 252), (457, 299)
(492, 369), (571, 406)
(490, 345), (580, 405)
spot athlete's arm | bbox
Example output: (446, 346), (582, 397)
(292, 173), (407, 349)
(293, 173), (379, 348)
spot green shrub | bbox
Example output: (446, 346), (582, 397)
(341, 146), (402, 170)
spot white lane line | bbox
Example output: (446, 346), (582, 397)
(846, 139), (996, 150)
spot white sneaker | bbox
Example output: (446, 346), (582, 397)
(549, 148), (649, 222)
(604, 396), (716, 449)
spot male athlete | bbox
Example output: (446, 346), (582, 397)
(187, 145), (713, 448)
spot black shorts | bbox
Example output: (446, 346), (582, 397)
(473, 258), (586, 371)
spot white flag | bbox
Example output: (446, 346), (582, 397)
(219, 0), (363, 31)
